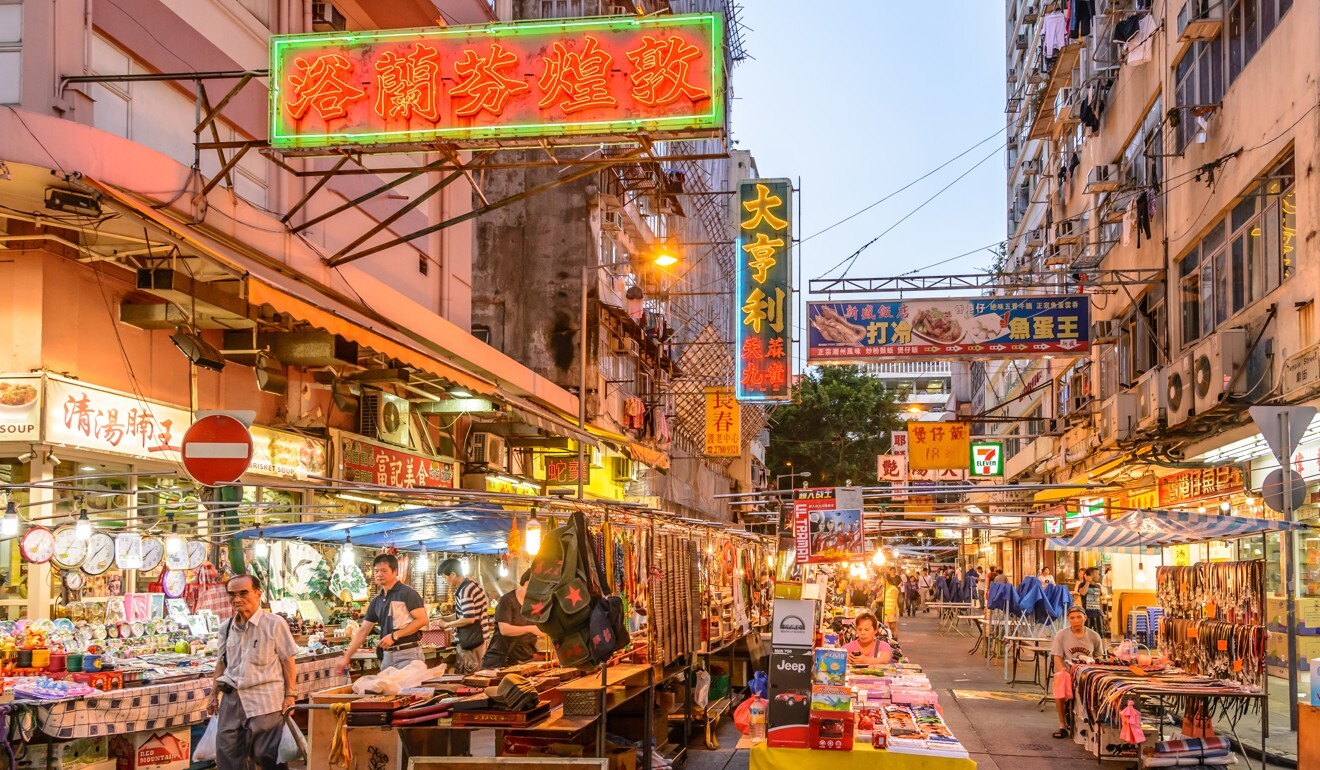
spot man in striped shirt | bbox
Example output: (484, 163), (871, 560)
(439, 559), (490, 673)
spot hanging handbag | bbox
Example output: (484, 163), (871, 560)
(187, 563), (233, 619)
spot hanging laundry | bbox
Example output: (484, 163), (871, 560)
(1122, 199), (1136, 246)
(1069, 0), (1094, 39)
(1112, 14), (1141, 43)
(1079, 90), (1101, 132)
(1126, 13), (1157, 65)
(1136, 190), (1152, 246)
(1042, 11), (1068, 58)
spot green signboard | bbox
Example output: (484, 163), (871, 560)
(969, 441), (1004, 477)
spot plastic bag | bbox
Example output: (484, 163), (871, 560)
(694, 669), (711, 708)
(732, 696), (765, 735)
(192, 717), (218, 762)
(278, 721), (305, 764)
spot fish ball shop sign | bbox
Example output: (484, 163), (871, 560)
(269, 14), (726, 150)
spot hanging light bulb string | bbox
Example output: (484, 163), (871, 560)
(1, 496), (19, 537)
(75, 506), (93, 541)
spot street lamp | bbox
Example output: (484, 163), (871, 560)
(775, 470), (811, 489)
(578, 248), (680, 499)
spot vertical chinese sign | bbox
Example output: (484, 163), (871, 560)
(907, 422), (972, 470)
(736, 178), (793, 402)
(270, 13), (725, 149)
(704, 387), (741, 457)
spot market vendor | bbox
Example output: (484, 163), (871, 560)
(212, 574), (299, 770)
(339, 554), (428, 673)
(1051, 604), (1105, 739)
(844, 611), (893, 666)
(481, 571), (545, 669)
(438, 558), (492, 674)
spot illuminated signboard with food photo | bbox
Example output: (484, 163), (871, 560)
(807, 297), (1090, 363)
(270, 14), (725, 149)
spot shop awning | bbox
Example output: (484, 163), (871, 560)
(1046, 517), (1159, 553)
(1109, 508), (1309, 543)
(234, 503), (517, 554)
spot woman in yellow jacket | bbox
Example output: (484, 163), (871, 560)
(883, 576), (902, 640)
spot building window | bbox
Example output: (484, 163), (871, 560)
(1300, 302), (1315, 350)
(1180, 250), (1202, 348)
(1173, 39), (1223, 152)
(0, 2), (19, 105)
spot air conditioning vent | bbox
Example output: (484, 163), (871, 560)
(1054, 218), (1081, 245)
(611, 456), (638, 482)
(1136, 367), (1167, 430)
(601, 210), (622, 232)
(1099, 392), (1139, 445)
(1016, 33), (1029, 50)
(1023, 159), (1041, 177)
(1085, 164), (1121, 194)
(1090, 320), (1119, 343)
(311, 0), (346, 31)
(470, 432), (508, 472)
(1165, 355), (1194, 427)
(1025, 227), (1045, 247)
(360, 391), (410, 447)
(1192, 328), (1248, 415)
(610, 335), (640, 356)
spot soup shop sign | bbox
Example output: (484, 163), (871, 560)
(0, 375), (41, 439)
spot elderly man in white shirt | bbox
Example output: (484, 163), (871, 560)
(212, 574), (299, 770)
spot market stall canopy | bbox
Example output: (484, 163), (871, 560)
(233, 503), (516, 554)
(1047, 508), (1310, 552)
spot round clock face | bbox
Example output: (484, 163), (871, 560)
(52, 526), (88, 569)
(20, 527), (56, 564)
(162, 568), (187, 598)
(64, 571), (86, 591)
(139, 537), (164, 573)
(187, 540), (207, 570)
(82, 532), (115, 575)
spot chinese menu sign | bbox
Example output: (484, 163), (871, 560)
(249, 426), (327, 479)
(45, 376), (185, 461)
(735, 179), (793, 401)
(338, 433), (456, 488)
(1157, 466), (1244, 507)
(704, 387), (741, 456)
(807, 296), (1090, 363)
(876, 454), (907, 483)
(544, 454), (590, 485)
(906, 422), (972, 470)
(269, 14), (725, 150)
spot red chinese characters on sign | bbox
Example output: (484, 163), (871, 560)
(61, 393), (175, 453)
(339, 436), (456, 489)
(270, 14), (723, 149)
(1157, 466), (1244, 507)
(545, 455), (589, 485)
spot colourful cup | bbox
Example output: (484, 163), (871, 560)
(48, 652), (67, 672)
(66, 652), (83, 671)
(83, 653), (102, 672)
(30, 648), (50, 668)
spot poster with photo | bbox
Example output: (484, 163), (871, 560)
(806, 508), (863, 564)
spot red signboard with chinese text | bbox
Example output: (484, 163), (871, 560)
(269, 14), (725, 150)
(735, 178), (793, 402)
(338, 433), (456, 488)
(544, 454), (590, 486)
(1157, 466), (1245, 507)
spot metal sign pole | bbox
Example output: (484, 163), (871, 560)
(1282, 412), (1299, 732)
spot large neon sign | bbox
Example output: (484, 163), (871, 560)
(269, 14), (725, 150)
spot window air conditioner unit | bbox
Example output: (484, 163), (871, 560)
(1165, 354), (1195, 427)
(1085, 164), (1121, 194)
(1090, 320), (1118, 343)
(1044, 243), (1072, 266)
(1192, 328), (1248, 415)
(1055, 88), (1078, 124)
(611, 456), (638, 482)
(1054, 218), (1081, 245)
(311, 0), (346, 31)
(1099, 392), (1139, 445)
(1178, 0), (1223, 42)
(1016, 33), (1029, 50)
(1136, 367), (1167, 430)
(1026, 227), (1045, 247)
(1067, 393), (1094, 423)
(1023, 159), (1041, 177)
(610, 336), (639, 356)
(1023, 2), (1040, 23)
(359, 391), (410, 447)
(1043, 417), (1065, 436)
(470, 432), (508, 472)
(601, 210), (622, 231)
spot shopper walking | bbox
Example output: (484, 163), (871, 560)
(481, 571), (545, 669)
(439, 558), (491, 673)
(883, 576), (902, 640)
(1076, 567), (1105, 636)
(339, 554), (428, 673)
(902, 574), (920, 616)
(918, 568), (934, 613)
(212, 574), (298, 770)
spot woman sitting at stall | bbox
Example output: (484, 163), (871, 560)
(844, 612), (893, 666)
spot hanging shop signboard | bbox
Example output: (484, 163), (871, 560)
(807, 296), (1090, 363)
(876, 454), (907, 483)
(0, 374), (42, 440)
(906, 421), (973, 470)
(704, 387), (741, 456)
(969, 441), (1004, 477)
(1157, 466), (1244, 507)
(891, 430), (908, 455)
(792, 488), (835, 564)
(908, 467), (967, 482)
(248, 426), (328, 479)
(45, 376), (186, 462)
(269, 13), (725, 150)
(486, 475), (540, 496)
(735, 179), (793, 402)
(336, 431), (457, 488)
(543, 454), (590, 486)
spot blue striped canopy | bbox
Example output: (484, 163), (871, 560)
(232, 503), (518, 554)
(1047, 517), (1157, 553)
(1048, 508), (1309, 552)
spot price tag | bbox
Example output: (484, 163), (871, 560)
(1188, 626), (1198, 638)
(1233, 659), (1243, 673)
(1217, 639), (1228, 651)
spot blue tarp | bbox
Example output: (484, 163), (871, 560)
(1014, 576), (1045, 621)
(1041, 583), (1073, 620)
(986, 581), (1017, 613)
(231, 503), (518, 554)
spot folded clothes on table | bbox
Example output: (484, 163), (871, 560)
(1140, 754), (1235, 767)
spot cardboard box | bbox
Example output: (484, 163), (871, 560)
(768, 646), (813, 692)
(766, 688), (810, 748)
(109, 729), (190, 770)
(812, 649), (848, 686)
(808, 711), (855, 751)
(19, 737), (108, 770)
(771, 599), (816, 647)
(606, 745), (637, 770)
(810, 686), (852, 713)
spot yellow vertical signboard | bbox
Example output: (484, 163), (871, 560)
(704, 387), (741, 457)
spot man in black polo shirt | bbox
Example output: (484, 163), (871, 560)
(482, 572), (545, 669)
(339, 554), (428, 672)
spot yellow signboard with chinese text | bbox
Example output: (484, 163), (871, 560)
(907, 422), (973, 470)
(704, 387), (741, 456)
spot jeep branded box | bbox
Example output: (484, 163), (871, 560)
(766, 596), (819, 748)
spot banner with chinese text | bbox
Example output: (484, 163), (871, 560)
(336, 431), (457, 488)
(704, 387), (741, 456)
(907, 422), (973, 470)
(735, 179), (792, 401)
(543, 454), (590, 486)
(1157, 466), (1245, 507)
(45, 376), (186, 461)
(270, 14), (724, 150)
(807, 296), (1090, 363)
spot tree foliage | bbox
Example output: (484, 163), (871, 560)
(766, 366), (902, 487)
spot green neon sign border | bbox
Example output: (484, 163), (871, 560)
(268, 12), (726, 149)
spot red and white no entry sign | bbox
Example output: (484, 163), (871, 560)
(181, 414), (253, 486)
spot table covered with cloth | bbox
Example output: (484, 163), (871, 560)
(750, 742), (976, 770)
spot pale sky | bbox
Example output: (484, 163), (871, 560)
(729, 1), (1010, 364)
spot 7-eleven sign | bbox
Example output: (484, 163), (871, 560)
(969, 442), (1004, 477)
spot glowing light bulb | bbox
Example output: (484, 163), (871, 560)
(525, 513), (542, 556)
(340, 536), (355, 566)
(416, 543), (429, 573)
(254, 536), (269, 559)
(1136, 562), (1147, 584)
(165, 529), (185, 558)
(766, 552), (776, 568)
(1, 501), (18, 537)
(461, 552), (471, 576)
(498, 559), (509, 578)
(872, 549), (886, 566)
(75, 510), (93, 541)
